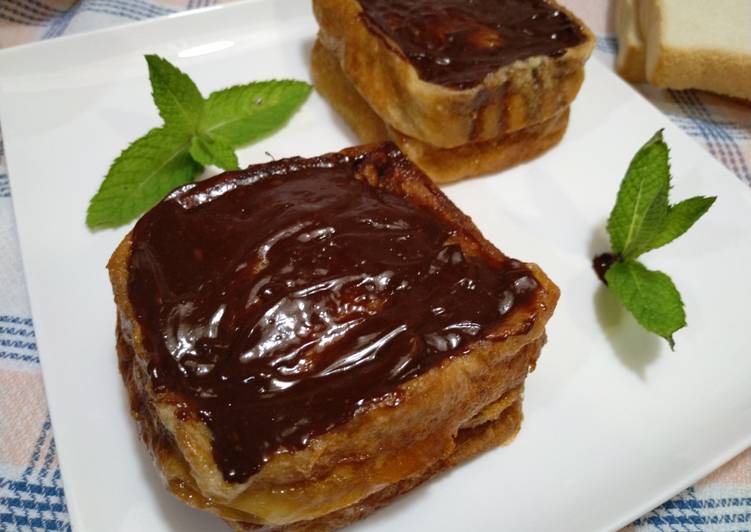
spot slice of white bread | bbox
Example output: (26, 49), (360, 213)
(638, 0), (751, 100)
(615, 0), (646, 83)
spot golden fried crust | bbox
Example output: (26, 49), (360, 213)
(228, 396), (524, 531)
(108, 145), (560, 528)
(311, 40), (569, 183)
(312, 0), (594, 148)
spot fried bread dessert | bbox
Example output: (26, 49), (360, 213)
(311, 39), (570, 183)
(313, 0), (595, 149)
(108, 143), (559, 530)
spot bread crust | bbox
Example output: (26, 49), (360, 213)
(312, 0), (594, 148)
(311, 39), (569, 183)
(615, 0), (647, 83)
(108, 144), (559, 528)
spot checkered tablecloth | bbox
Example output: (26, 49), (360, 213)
(1, 1), (749, 530)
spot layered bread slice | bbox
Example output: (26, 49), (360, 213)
(311, 39), (569, 183)
(108, 143), (559, 530)
(313, 0), (594, 148)
(231, 384), (529, 531)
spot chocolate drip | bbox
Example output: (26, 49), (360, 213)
(593, 252), (619, 284)
(359, 0), (586, 89)
(128, 149), (539, 482)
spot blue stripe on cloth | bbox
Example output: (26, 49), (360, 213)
(0, 3), (50, 25)
(27, 422), (50, 476)
(78, 0), (175, 19)
(641, 512), (749, 527)
(0, 326), (36, 338)
(0, 173), (9, 198)
(0, 512), (68, 530)
(683, 90), (751, 183)
(0, 351), (39, 364)
(663, 497), (751, 510)
(0, 10), (46, 26)
(0, 421), (70, 530)
(668, 116), (751, 142)
(15, 0), (65, 16)
(0, 339), (38, 351)
(187, 0), (217, 8)
(43, 0), (176, 39)
(3, 482), (65, 499)
(596, 35), (617, 55)
(669, 90), (751, 184)
(2, 0), (63, 23)
(0, 316), (39, 364)
(633, 487), (751, 530)
(82, 5), (168, 22)
(0, 12), (37, 26)
(0, 316), (34, 327)
(1, 495), (66, 513)
(41, 0), (82, 39)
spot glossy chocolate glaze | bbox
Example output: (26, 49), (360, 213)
(358, 0), (586, 89)
(128, 146), (539, 482)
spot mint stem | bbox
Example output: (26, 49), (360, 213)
(592, 252), (621, 285)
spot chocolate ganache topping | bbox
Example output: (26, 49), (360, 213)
(127, 147), (539, 482)
(358, 0), (586, 89)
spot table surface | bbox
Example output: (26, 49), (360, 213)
(0, 1), (749, 530)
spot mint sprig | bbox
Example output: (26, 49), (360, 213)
(605, 261), (687, 345)
(145, 54), (204, 132)
(85, 127), (200, 228)
(86, 55), (311, 229)
(189, 133), (239, 171)
(201, 81), (313, 146)
(595, 130), (716, 349)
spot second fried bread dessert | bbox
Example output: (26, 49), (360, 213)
(313, 0), (594, 149)
(108, 143), (559, 530)
(312, 39), (570, 183)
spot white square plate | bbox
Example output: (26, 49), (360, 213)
(1, 1), (750, 530)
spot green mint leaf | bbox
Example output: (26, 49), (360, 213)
(86, 127), (200, 229)
(605, 260), (686, 349)
(201, 80), (311, 146)
(596, 130), (717, 349)
(607, 130), (670, 260)
(145, 54), (204, 132)
(189, 133), (239, 170)
(87, 58), (312, 230)
(644, 195), (717, 252)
